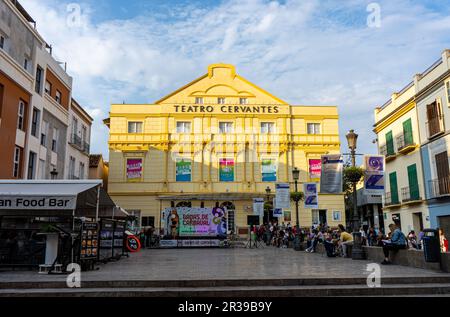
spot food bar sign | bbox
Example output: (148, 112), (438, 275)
(0, 196), (77, 210)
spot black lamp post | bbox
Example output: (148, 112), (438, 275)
(265, 186), (271, 225)
(292, 167), (300, 228)
(345, 129), (364, 260)
(50, 168), (58, 180)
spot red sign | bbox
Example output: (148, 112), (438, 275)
(126, 235), (141, 252)
(309, 159), (321, 179)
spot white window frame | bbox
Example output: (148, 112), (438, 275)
(218, 97), (226, 105)
(17, 100), (25, 130)
(52, 127), (59, 152)
(219, 122), (233, 134)
(45, 80), (51, 95)
(13, 147), (21, 178)
(260, 122), (275, 134)
(41, 120), (48, 146)
(0, 35), (5, 50)
(239, 98), (248, 105)
(446, 80), (450, 106)
(79, 162), (85, 179)
(31, 107), (40, 137)
(39, 159), (46, 179)
(24, 57), (29, 71)
(69, 156), (76, 179)
(176, 121), (191, 133)
(55, 90), (62, 104)
(195, 97), (203, 105)
(128, 121), (143, 133)
(307, 123), (321, 135)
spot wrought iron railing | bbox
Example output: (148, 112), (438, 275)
(401, 186), (421, 202)
(396, 132), (414, 151)
(429, 176), (450, 198)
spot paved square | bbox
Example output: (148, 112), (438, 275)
(1, 247), (448, 283)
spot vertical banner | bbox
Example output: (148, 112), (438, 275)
(273, 208), (283, 218)
(275, 183), (290, 209)
(126, 158), (143, 180)
(364, 155), (385, 195)
(261, 159), (277, 182)
(283, 210), (291, 222)
(319, 154), (343, 194)
(219, 158), (234, 182)
(253, 198), (264, 218)
(176, 159), (192, 182)
(309, 159), (322, 179)
(304, 183), (319, 209)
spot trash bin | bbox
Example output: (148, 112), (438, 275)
(422, 229), (441, 263)
(294, 235), (302, 251)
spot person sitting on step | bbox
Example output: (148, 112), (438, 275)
(381, 223), (407, 265)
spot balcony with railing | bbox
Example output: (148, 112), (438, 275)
(401, 186), (422, 203)
(380, 144), (396, 162)
(69, 134), (90, 155)
(426, 115), (444, 139)
(429, 176), (450, 199)
(384, 191), (400, 207)
(396, 132), (416, 155)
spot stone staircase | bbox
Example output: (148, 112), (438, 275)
(1, 276), (450, 297)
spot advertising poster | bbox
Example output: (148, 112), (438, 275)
(284, 210), (291, 222)
(126, 158), (143, 180)
(364, 155), (385, 195)
(261, 159), (277, 182)
(99, 219), (114, 260)
(162, 207), (227, 238)
(275, 183), (291, 209)
(273, 208), (283, 218)
(309, 159), (322, 179)
(219, 158), (234, 182)
(176, 159), (192, 182)
(332, 211), (342, 221)
(319, 154), (343, 194)
(253, 198), (265, 218)
(113, 221), (125, 257)
(80, 222), (98, 260)
(304, 183), (319, 209)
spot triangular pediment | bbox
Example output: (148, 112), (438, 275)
(155, 64), (287, 105)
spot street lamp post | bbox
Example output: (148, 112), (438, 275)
(265, 186), (271, 225)
(346, 129), (364, 260)
(292, 167), (300, 228)
(50, 168), (58, 180)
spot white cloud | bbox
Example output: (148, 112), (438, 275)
(20, 0), (450, 160)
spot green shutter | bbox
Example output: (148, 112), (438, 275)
(386, 131), (394, 155)
(403, 119), (413, 146)
(389, 172), (399, 204)
(407, 164), (419, 200)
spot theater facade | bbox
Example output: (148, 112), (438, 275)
(105, 64), (345, 234)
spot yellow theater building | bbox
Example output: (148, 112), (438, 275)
(105, 64), (345, 233)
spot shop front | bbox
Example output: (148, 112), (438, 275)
(0, 180), (127, 270)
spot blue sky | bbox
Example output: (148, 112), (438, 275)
(20, 0), (450, 161)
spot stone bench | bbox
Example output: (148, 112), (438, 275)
(363, 246), (450, 272)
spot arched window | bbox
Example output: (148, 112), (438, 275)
(176, 201), (192, 208)
(221, 201), (235, 234)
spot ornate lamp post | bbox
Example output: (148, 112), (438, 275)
(265, 186), (271, 225)
(292, 167), (300, 228)
(346, 129), (364, 260)
(50, 168), (58, 180)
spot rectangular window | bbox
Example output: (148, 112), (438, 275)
(79, 162), (85, 179)
(446, 81), (450, 105)
(128, 121), (143, 133)
(218, 97), (225, 104)
(40, 121), (48, 146)
(402, 118), (413, 146)
(28, 151), (37, 179)
(195, 97), (203, 104)
(35, 66), (43, 93)
(31, 107), (40, 137)
(219, 122), (233, 134)
(426, 101), (443, 138)
(45, 81), (52, 94)
(385, 131), (395, 155)
(13, 147), (21, 178)
(435, 151), (450, 195)
(176, 121), (191, 133)
(81, 125), (87, 143)
(307, 123), (321, 134)
(38, 159), (45, 179)
(141, 216), (155, 227)
(260, 122), (275, 134)
(389, 172), (399, 204)
(52, 128), (59, 152)
(17, 100), (25, 130)
(69, 156), (76, 179)
(239, 98), (248, 105)
(55, 90), (62, 104)
(407, 164), (419, 200)
(24, 57), (29, 71)
(0, 35), (5, 49)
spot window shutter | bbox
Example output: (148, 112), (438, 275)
(386, 131), (394, 155)
(402, 119), (413, 145)
(389, 172), (399, 203)
(407, 164), (419, 200)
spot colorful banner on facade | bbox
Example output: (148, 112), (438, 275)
(273, 208), (283, 218)
(364, 155), (385, 195)
(253, 198), (265, 218)
(176, 159), (192, 182)
(319, 154), (343, 194)
(219, 159), (234, 182)
(126, 158), (143, 180)
(284, 210), (291, 222)
(304, 183), (319, 209)
(309, 159), (322, 179)
(261, 159), (277, 182)
(275, 183), (290, 209)
(161, 207), (227, 238)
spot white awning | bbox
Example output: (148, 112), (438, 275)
(0, 180), (102, 196)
